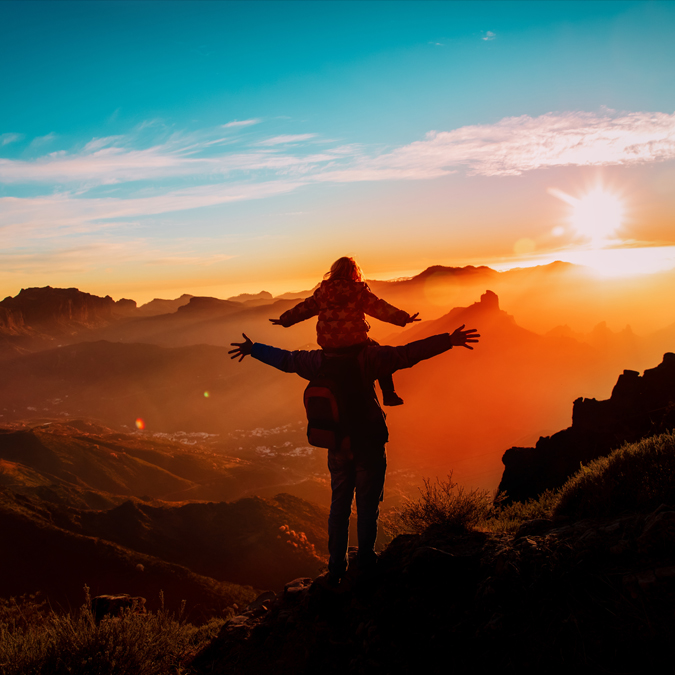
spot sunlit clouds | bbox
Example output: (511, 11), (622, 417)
(3, 111), (675, 191)
(359, 110), (675, 179)
(2, 109), (675, 293)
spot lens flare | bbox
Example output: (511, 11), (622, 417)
(135, 418), (145, 430)
(204, 391), (210, 398)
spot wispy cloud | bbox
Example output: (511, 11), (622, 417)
(222, 119), (261, 128)
(0, 180), (308, 243)
(257, 134), (318, 146)
(83, 136), (126, 153)
(29, 132), (58, 147)
(0, 133), (23, 146)
(2, 110), (675, 237)
(0, 240), (233, 274)
(482, 31), (496, 41)
(0, 144), (340, 185)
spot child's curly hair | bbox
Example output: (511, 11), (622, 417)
(324, 256), (364, 282)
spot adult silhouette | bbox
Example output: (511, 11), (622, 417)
(230, 325), (479, 585)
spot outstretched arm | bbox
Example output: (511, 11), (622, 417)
(270, 295), (320, 328)
(361, 287), (419, 327)
(362, 326), (481, 380)
(229, 334), (323, 379)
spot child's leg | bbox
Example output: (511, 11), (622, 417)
(379, 373), (404, 406)
(365, 340), (404, 406)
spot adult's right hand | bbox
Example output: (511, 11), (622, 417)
(269, 318), (283, 326)
(449, 325), (480, 350)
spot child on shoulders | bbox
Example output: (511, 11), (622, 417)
(270, 256), (419, 406)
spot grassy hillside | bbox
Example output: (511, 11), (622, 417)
(4, 432), (675, 673)
(190, 431), (675, 674)
(0, 490), (256, 622)
(0, 419), (331, 618)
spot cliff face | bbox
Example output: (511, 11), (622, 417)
(0, 306), (26, 334)
(0, 286), (121, 330)
(0, 287), (138, 358)
(499, 353), (675, 502)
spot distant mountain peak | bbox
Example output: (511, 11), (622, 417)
(480, 289), (499, 311)
(227, 291), (273, 303)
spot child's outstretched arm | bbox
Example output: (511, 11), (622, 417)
(361, 287), (420, 327)
(270, 295), (320, 328)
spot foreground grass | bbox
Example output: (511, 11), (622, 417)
(393, 431), (675, 535)
(0, 589), (225, 675)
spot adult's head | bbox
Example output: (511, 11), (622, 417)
(324, 256), (364, 282)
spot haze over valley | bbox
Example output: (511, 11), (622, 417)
(3, 261), (675, 495)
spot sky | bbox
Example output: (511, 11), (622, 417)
(2, 0), (675, 303)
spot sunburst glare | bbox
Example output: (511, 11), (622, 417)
(549, 186), (626, 246)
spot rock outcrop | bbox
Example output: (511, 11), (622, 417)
(191, 504), (675, 674)
(0, 287), (140, 354)
(0, 287), (119, 329)
(499, 353), (675, 502)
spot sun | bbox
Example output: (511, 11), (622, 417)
(570, 189), (624, 245)
(549, 186), (625, 246)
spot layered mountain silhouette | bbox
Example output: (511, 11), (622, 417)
(2, 264), (675, 626)
(1, 275), (671, 490)
(0, 489), (255, 621)
(0, 419), (331, 613)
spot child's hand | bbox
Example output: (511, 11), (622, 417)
(269, 318), (283, 326)
(407, 312), (421, 324)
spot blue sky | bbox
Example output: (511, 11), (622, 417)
(2, 1), (675, 301)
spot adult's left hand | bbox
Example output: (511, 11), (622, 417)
(229, 333), (254, 361)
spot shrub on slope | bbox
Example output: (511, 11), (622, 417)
(393, 432), (675, 535)
(391, 473), (493, 534)
(555, 431), (675, 520)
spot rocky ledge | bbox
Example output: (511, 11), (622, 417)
(191, 504), (675, 675)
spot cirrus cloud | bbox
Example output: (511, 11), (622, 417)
(0, 133), (23, 146)
(1, 110), (675, 235)
(339, 110), (675, 180)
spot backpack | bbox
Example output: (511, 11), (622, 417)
(303, 351), (387, 454)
